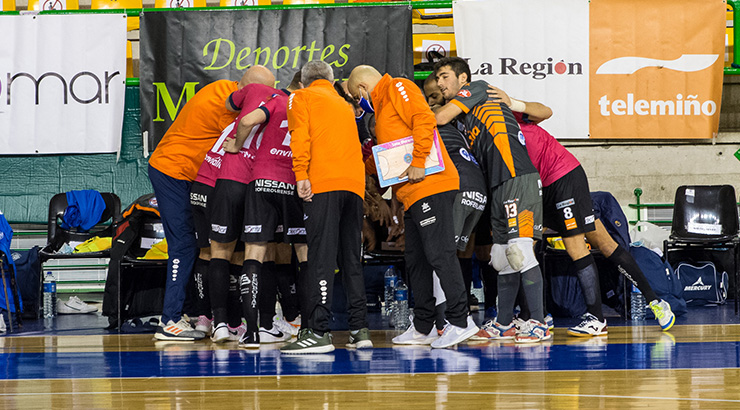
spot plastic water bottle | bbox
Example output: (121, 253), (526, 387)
(630, 284), (646, 321)
(383, 266), (397, 317)
(393, 281), (410, 329)
(43, 271), (57, 318)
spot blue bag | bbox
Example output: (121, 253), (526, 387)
(675, 262), (728, 306)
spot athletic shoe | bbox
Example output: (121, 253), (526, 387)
(515, 319), (552, 344)
(649, 299), (676, 331)
(195, 315), (213, 335)
(238, 330), (260, 349)
(280, 328), (335, 354)
(0, 314), (5, 332)
(228, 323), (247, 342)
(346, 328), (373, 349)
(567, 313), (608, 337)
(154, 318), (206, 341)
(211, 322), (231, 343)
(57, 296), (98, 314)
(392, 322), (439, 345)
(288, 315), (301, 331)
(260, 325), (291, 343)
(484, 306), (498, 323)
(475, 320), (516, 340)
(273, 315), (299, 337)
(430, 316), (479, 349)
(545, 314), (554, 330)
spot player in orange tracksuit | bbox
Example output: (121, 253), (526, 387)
(348, 65), (478, 349)
(280, 61), (371, 354)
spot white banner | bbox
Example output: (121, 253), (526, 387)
(453, 0), (590, 139)
(0, 15), (127, 154)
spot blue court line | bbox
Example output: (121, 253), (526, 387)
(2, 339), (740, 380)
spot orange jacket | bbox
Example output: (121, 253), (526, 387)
(288, 79), (365, 198)
(149, 80), (239, 181)
(371, 74), (459, 209)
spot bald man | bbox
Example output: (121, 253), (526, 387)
(149, 66), (274, 341)
(348, 65), (478, 349)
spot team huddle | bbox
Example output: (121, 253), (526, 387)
(146, 57), (676, 354)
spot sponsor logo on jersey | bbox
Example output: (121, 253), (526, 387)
(459, 147), (478, 165)
(556, 198), (575, 209)
(457, 89), (471, 98)
(564, 218), (578, 230)
(211, 224), (227, 234)
(190, 192), (208, 207)
(421, 202), (431, 213)
(244, 225), (262, 233)
(584, 215), (595, 224)
(684, 277), (712, 292)
(517, 130), (526, 146)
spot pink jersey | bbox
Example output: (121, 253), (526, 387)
(515, 112), (580, 187)
(246, 94), (296, 184)
(194, 122), (235, 187)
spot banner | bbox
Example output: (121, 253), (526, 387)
(453, 0), (725, 139)
(0, 15), (127, 154)
(140, 6), (413, 149)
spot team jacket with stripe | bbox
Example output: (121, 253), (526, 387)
(371, 74), (459, 210)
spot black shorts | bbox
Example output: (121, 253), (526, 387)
(542, 165), (596, 236)
(241, 179), (306, 244)
(190, 181), (213, 249)
(474, 207), (493, 246)
(452, 191), (486, 251)
(489, 172), (543, 244)
(209, 179), (248, 244)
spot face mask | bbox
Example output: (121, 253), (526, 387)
(358, 96), (374, 114)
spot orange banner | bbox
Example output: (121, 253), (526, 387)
(589, 0), (725, 139)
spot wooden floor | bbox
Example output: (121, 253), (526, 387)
(1, 324), (740, 409)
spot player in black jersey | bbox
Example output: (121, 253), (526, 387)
(433, 57), (549, 343)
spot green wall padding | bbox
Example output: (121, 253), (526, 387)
(0, 86), (152, 224)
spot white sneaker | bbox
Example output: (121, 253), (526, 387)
(195, 315), (213, 335)
(154, 318), (206, 341)
(211, 322), (231, 343)
(392, 322), (440, 345)
(260, 325), (292, 343)
(57, 296), (98, 314)
(430, 316), (479, 349)
(273, 315), (299, 337)
(0, 314), (5, 332)
(567, 313), (608, 337)
(228, 323), (247, 342)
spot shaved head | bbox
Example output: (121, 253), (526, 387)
(347, 65), (383, 100)
(238, 65), (275, 89)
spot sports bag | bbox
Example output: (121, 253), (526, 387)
(675, 262), (728, 305)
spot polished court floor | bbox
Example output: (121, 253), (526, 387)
(2, 307), (740, 409)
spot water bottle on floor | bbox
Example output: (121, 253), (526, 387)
(630, 284), (645, 321)
(383, 266), (397, 318)
(43, 271), (57, 318)
(394, 281), (410, 330)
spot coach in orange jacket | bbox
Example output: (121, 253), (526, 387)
(281, 61), (371, 354)
(348, 65), (478, 349)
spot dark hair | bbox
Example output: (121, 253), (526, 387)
(334, 82), (360, 111)
(433, 57), (471, 84)
(288, 71), (302, 90)
(424, 72), (437, 87)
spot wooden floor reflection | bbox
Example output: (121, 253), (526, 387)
(1, 325), (740, 409)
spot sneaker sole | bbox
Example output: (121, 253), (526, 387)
(660, 315), (676, 331)
(391, 337), (437, 345)
(281, 344), (335, 354)
(211, 331), (231, 343)
(566, 329), (608, 337)
(238, 343), (260, 349)
(346, 340), (373, 349)
(430, 327), (479, 349)
(154, 333), (197, 341)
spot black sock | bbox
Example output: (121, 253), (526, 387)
(190, 258), (210, 317)
(276, 263), (299, 322)
(459, 257), (473, 303)
(521, 266), (544, 323)
(240, 260), (261, 335)
(207, 258), (230, 324)
(479, 262), (498, 311)
(608, 245), (659, 303)
(573, 254), (604, 321)
(259, 261), (277, 329)
(497, 273), (520, 326)
(227, 264), (243, 328)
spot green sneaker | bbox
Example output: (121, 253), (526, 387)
(346, 328), (373, 349)
(280, 328), (335, 354)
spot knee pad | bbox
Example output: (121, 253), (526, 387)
(490, 244), (516, 274)
(505, 237), (538, 272)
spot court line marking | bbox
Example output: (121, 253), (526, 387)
(0, 388), (738, 403)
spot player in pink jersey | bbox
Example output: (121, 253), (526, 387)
(222, 93), (308, 347)
(489, 86), (675, 335)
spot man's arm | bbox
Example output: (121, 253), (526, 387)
(287, 92), (313, 201)
(223, 108), (268, 153)
(434, 102), (464, 126)
(485, 85), (552, 124)
(389, 79), (436, 183)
